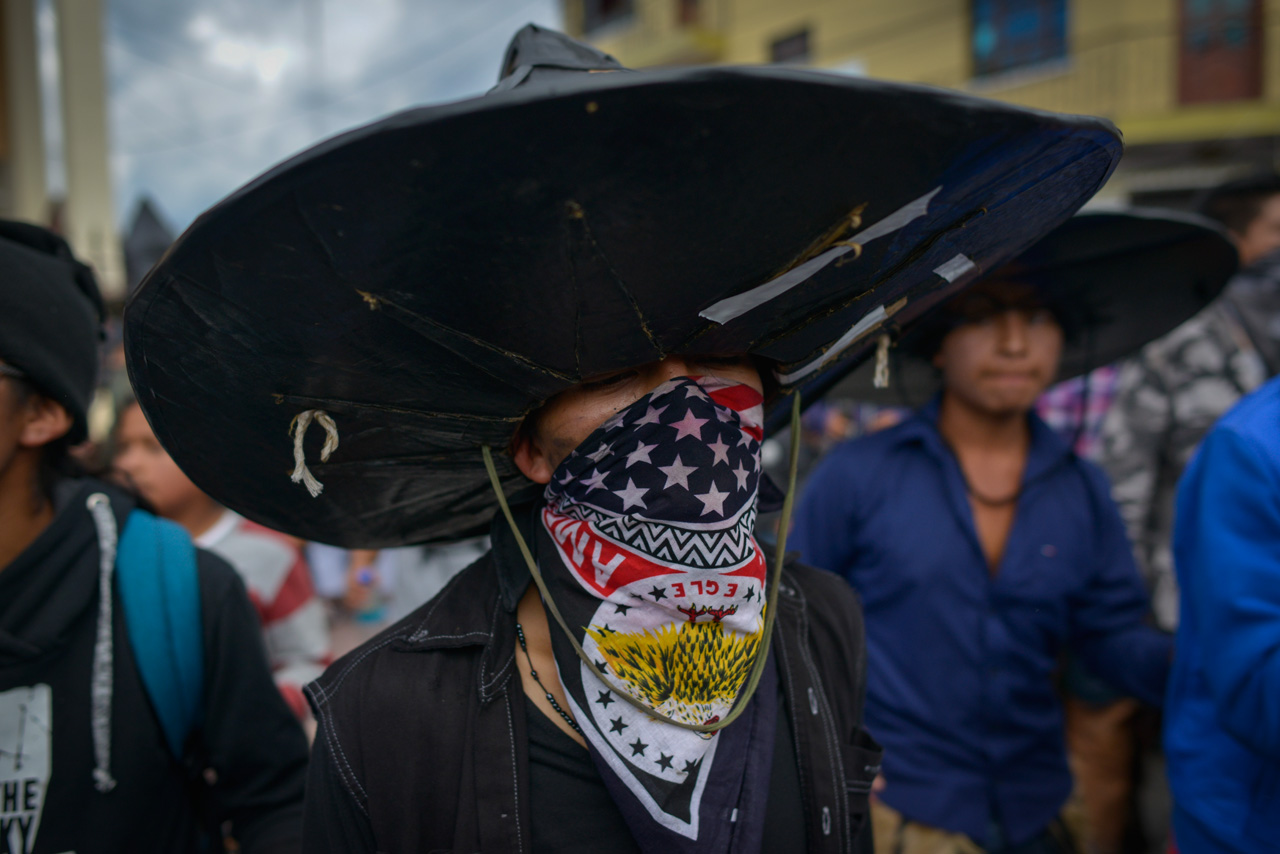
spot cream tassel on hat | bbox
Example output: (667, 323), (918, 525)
(289, 410), (339, 497)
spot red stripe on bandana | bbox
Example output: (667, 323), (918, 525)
(705, 381), (765, 440)
(706, 383), (764, 412)
(544, 509), (684, 597)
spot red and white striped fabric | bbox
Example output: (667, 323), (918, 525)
(196, 511), (332, 719)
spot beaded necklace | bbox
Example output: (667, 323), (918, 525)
(515, 621), (583, 736)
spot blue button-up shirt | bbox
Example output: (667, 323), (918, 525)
(790, 399), (1171, 846)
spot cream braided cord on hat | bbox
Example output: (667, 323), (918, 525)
(290, 410), (339, 497)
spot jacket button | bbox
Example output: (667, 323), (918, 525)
(822, 805), (832, 835)
(808, 686), (819, 715)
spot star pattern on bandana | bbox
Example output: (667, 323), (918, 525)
(658, 454), (696, 490)
(544, 377), (762, 526)
(707, 438), (730, 466)
(696, 482), (730, 517)
(668, 411), (708, 442)
(635, 404), (668, 426)
(581, 468), (609, 493)
(613, 478), (649, 510)
(626, 441), (657, 468)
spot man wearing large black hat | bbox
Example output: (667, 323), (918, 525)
(125, 25), (1126, 854)
(789, 210), (1237, 853)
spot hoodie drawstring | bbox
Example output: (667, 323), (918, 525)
(86, 492), (118, 793)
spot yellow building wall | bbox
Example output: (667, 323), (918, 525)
(568, 0), (1280, 148)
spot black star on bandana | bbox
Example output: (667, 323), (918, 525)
(595, 659), (609, 673)
(630, 739), (648, 757)
(615, 603), (632, 615)
(744, 586), (755, 602)
(610, 717), (628, 734)
(682, 759), (699, 775)
(596, 690), (615, 708)
(656, 754), (674, 771)
(649, 586), (667, 601)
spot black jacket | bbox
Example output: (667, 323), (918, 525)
(0, 479), (308, 853)
(303, 513), (880, 853)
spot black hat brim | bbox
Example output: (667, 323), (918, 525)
(125, 63), (1120, 546)
(806, 208), (1239, 411)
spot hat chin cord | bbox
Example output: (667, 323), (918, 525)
(481, 391), (802, 734)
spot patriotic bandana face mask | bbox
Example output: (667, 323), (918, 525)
(542, 375), (769, 720)
(482, 374), (803, 851)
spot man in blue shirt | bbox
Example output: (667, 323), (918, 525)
(792, 276), (1174, 852)
(1165, 374), (1280, 853)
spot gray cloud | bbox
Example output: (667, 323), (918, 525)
(106, 0), (563, 231)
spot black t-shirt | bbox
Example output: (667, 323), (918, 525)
(526, 685), (806, 853)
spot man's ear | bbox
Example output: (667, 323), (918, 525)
(511, 427), (554, 485)
(18, 395), (73, 449)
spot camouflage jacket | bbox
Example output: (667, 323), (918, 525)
(1099, 251), (1280, 630)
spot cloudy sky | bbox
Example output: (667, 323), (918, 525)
(45, 0), (563, 235)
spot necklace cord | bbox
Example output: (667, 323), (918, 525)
(480, 390), (801, 734)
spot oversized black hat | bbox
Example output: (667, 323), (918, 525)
(125, 25), (1122, 547)
(804, 208), (1238, 411)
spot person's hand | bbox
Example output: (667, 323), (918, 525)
(341, 550), (381, 613)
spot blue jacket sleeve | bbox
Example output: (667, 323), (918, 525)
(1175, 425), (1280, 759)
(790, 446), (861, 579)
(1069, 466), (1172, 706)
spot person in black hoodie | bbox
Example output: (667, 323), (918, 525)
(0, 220), (307, 854)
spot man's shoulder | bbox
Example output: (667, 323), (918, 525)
(1212, 376), (1280, 464)
(812, 417), (919, 481)
(785, 559), (858, 600)
(781, 559), (864, 639)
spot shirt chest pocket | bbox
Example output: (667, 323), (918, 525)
(995, 543), (1089, 641)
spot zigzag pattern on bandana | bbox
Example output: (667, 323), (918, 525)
(554, 502), (759, 569)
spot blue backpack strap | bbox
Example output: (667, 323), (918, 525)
(116, 509), (205, 757)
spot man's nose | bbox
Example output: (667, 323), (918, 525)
(996, 311), (1030, 355)
(652, 356), (698, 382)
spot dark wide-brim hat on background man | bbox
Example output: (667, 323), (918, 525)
(125, 25), (1122, 547)
(815, 208), (1238, 409)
